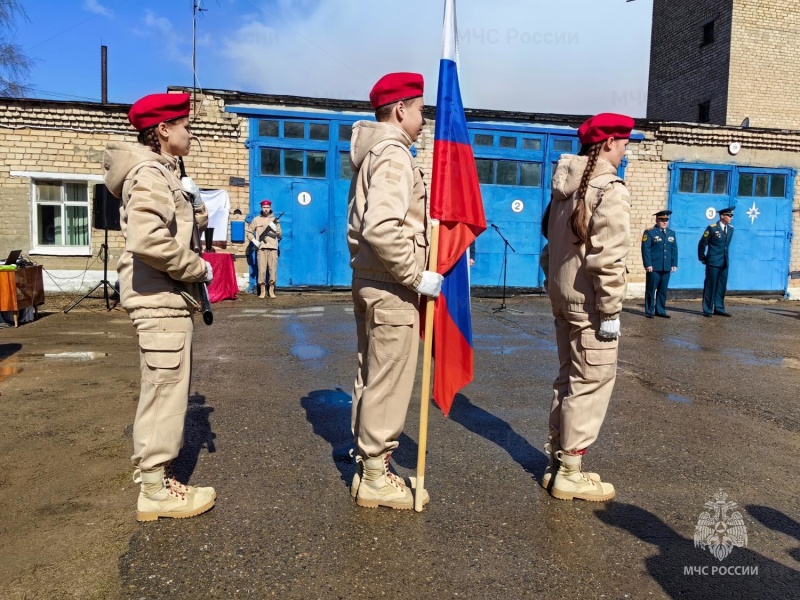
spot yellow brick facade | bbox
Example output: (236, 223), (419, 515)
(648, 0), (800, 130)
(2, 92), (799, 297)
(727, 0), (800, 129)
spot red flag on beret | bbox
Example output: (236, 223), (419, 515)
(578, 113), (635, 145)
(369, 72), (424, 109)
(128, 92), (191, 131)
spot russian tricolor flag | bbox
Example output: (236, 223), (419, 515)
(430, 0), (486, 416)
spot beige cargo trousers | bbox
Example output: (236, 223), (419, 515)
(549, 309), (619, 453)
(130, 315), (194, 470)
(351, 278), (420, 458)
(257, 248), (278, 286)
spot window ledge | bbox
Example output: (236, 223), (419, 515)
(30, 247), (93, 257)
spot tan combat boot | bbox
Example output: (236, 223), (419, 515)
(356, 452), (429, 510)
(540, 442), (600, 489)
(135, 465), (215, 522)
(268, 283), (276, 298)
(350, 453), (428, 506)
(163, 462), (216, 500)
(133, 464), (216, 500)
(550, 451), (615, 502)
(258, 285), (266, 299)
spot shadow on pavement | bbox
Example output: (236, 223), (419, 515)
(763, 308), (800, 320)
(301, 388), (420, 490)
(448, 393), (547, 483)
(748, 505), (800, 563)
(596, 502), (800, 599)
(173, 392), (216, 483)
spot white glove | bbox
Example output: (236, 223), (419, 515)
(414, 271), (444, 298)
(181, 176), (203, 209)
(250, 237), (260, 247)
(268, 221), (277, 231)
(203, 260), (214, 284)
(598, 318), (620, 339)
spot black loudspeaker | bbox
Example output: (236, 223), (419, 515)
(93, 183), (122, 231)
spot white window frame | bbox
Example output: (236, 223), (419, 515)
(12, 171), (103, 256)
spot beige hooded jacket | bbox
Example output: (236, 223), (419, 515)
(104, 142), (208, 319)
(540, 154), (631, 318)
(347, 121), (430, 289)
(247, 212), (282, 250)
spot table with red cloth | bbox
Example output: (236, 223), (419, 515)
(202, 252), (238, 303)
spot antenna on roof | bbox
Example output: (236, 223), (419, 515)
(191, 0), (207, 118)
(740, 117), (750, 128)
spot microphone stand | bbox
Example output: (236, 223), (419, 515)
(491, 224), (522, 314)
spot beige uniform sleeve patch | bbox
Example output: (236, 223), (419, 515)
(385, 171), (402, 182)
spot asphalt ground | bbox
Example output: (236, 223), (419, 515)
(1, 293), (799, 599)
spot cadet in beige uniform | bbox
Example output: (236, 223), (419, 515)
(539, 113), (634, 502)
(246, 199), (282, 298)
(104, 93), (216, 521)
(347, 72), (443, 510)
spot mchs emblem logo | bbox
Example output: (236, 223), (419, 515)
(694, 490), (748, 561)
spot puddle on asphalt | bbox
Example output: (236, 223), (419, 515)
(666, 337), (702, 351)
(286, 321), (328, 362)
(43, 352), (107, 361)
(310, 389), (351, 407)
(291, 344), (327, 360)
(472, 333), (558, 356)
(666, 393), (693, 404)
(60, 331), (127, 339)
(722, 349), (784, 368)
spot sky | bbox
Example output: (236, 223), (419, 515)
(15, 0), (653, 116)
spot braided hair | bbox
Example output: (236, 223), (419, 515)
(568, 142), (602, 245)
(137, 126), (161, 155)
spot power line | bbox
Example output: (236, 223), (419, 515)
(28, 15), (100, 51)
(30, 87), (100, 102)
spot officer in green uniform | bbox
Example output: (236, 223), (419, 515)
(641, 210), (678, 318)
(698, 206), (734, 317)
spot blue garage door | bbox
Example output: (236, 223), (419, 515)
(469, 129), (582, 288)
(668, 164), (794, 292)
(250, 117), (356, 287)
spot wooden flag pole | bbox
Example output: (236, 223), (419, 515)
(415, 219), (440, 512)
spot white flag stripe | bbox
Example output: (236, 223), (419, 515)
(441, 0), (458, 62)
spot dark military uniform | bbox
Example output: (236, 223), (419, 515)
(641, 225), (678, 317)
(698, 211), (734, 316)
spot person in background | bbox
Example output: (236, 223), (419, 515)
(103, 92), (216, 521)
(698, 206), (734, 317)
(641, 210), (678, 318)
(539, 112), (634, 502)
(246, 199), (282, 299)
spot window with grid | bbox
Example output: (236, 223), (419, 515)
(475, 159), (542, 187)
(737, 173), (786, 198)
(678, 169), (728, 194)
(260, 148), (328, 178)
(33, 180), (90, 248)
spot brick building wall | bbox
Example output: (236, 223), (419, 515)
(0, 94), (249, 285)
(727, 0), (800, 129)
(2, 91), (800, 297)
(648, 0), (800, 131)
(647, 0), (734, 124)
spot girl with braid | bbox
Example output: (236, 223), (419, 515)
(104, 93), (216, 521)
(539, 113), (634, 502)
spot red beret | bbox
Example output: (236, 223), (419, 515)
(369, 72), (424, 109)
(578, 113), (635, 145)
(260, 199), (272, 207)
(128, 92), (191, 132)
